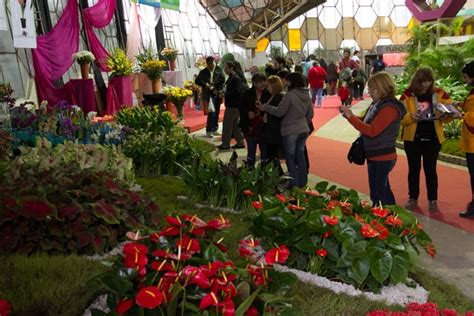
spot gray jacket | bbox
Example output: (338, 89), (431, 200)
(263, 88), (314, 136)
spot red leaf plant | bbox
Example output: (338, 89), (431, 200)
(93, 214), (296, 315)
(0, 299), (12, 316)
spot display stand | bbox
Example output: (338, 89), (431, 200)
(162, 70), (183, 88)
(70, 79), (97, 114)
(106, 76), (133, 115)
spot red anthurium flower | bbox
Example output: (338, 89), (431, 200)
(123, 242), (149, 256)
(150, 260), (174, 272)
(182, 214), (208, 228)
(275, 193), (288, 203)
(182, 266), (212, 289)
(417, 223), (424, 231)
(384, 215), (403, 227)
(288, 204), (305, 211)
(373, 223), (389, 241)
(239, 237), (260, 259)
(126, 231), (148, 241)
(372, 207), (389, 218)
(316, 248), (327, 258)
(123, 242), (149, 268)
(165, 215), (186, 227)
(354, 213), (366, 224)
(152, 249), (192, 261)
(199, 292), (220, 310)
(265, 245), (290, 265)
(326, 200), (339, 210)
(115, 299), (133, 315)
(222, 282), (237, 299)
(136, 286), (164, 309)
(304, 189), (320, 197)
(0, 299), (12, 316)
(251, 201), (263, 209)
(207, 214), (231, 230)
(243, 190), (254, 196)
(188, 226), (206, 236)
(401, 228), (412, 236)
(426, 244), (436, 258)
(222, 298), (235, 316)
(323, 215), (339, 226)
(245, 306), (260, 316)
(214, 240), (229, 253)
(322, 231), (333, 238)
(248, 265), (266, 286)
(361, 224), (380, 238)
(176, 236), (201, 254)
(150, 232), (160, 242)
(159, 226), (181, 236)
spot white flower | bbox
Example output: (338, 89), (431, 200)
(73, 51), (96, 63)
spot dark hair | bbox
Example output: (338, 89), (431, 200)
(286, 72), (306, 89)
(225, 62), (235, 69)
(294, 65), (303, 73)
(408, 67), (435, 96)
(265, 65), (278, 77)
(277, 69), (290, 81)
(462, 61), (474, 78)
(343, 48), (351, 54)
(354, 50), (360, 55)
(312, 61), (319, 67)
(306, 54), (316, 62)
(233, 60), (246, 83)
(206, 56), (214, 64)
(252, 73), (266, 83)
(274, 56), (286, 66)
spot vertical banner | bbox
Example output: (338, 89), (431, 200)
(0, 0), (7, 30)
(11, 0), (36, 48)
(160, 0), (178, 10)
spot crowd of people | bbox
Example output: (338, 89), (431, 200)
(194, 53), (474, 219)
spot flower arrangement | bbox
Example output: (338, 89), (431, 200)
(141, 60), (167, 80)
(107, 48), (133, 77)
(195, 56), (207, 69)
(160, 47), (178, 61)
(162, 86), (192, 117)
(249, 181), (436, 292)
(135, 45), (158, 69)
(73, 50), (95, 65)
(183, 80), (200, 94)
(90, 214), (296, 315)
(0, 83), (13, 99)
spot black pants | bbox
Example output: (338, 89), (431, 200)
(205, 96), (221, 133)
(404, 139), (441, 201)
(466, 153), (474, 198)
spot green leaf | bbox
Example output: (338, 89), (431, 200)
(390, 255), (408, 284)
(203, 244), (227, 262)
(369, 250), (393, 283)
(386, 234), (405, 251)
(351, 258), (370, 284)
(322, 238), (340, 261)
(93, 273), (133, 295)
(259, 293), (290, 304)
(92, 200), (120, 225)
(167, 283), (184, 316)
(235, 287), (261, 316)
(315, 181), (329, 193)
(347, 241), (368, 258)
(295, 237), (318, 254)
(267, 270), (297, 295)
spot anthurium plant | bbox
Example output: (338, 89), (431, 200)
(249, 182), (436, 293)
(89, 214), (297, 315)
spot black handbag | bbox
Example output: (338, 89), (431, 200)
(347, 136), (365, 165)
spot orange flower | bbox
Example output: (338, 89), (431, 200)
(426, 244), (436, 258)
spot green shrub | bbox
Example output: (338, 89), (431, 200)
(441, 138), (464, 157)
(116, 106), (175, 134)
(250, 182), (435, 293)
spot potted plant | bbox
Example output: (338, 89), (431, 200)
(141, 60), (167, 93)
(73, 51), (95, 80)
(160, 47), (179, 71)
(106, 48), (134, 115)
(162, 86), (192, 119)
(107, 48), (133, 78)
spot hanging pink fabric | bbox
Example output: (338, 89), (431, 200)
(83, 0), (116, 71)
(32, 0), (79, 106)
(106, 75), (133, 115)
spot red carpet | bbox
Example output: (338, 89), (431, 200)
(308, 96), (474, 234)
(181, 104), (224, 133)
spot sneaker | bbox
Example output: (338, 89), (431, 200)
(212, 131), (221, 136)
(206, 132), (214, 138)
(231, 143), (245, 149)
(428, 200), (439, 212)
(405, 199), (418, 210)
(459, 201), (474, 218)
(217, 144), (230, 150)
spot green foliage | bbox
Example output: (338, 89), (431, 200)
(0, 254), (108, 316)
(269, 46), (283, 61)
(179, 153), (286, 210)
(393, 74), (410, 96)
(135, 43), (159, 70)
(441, 138), (465, 157)
(107, 48), (133, 77)
(0, 140), (160, 255)
(250, 182), (435, 292)
(444, 120), (463, 139)
(436, 76), (470, 102)
(116, 106), (176, 134)
(220, 52), (236, 67)
(406, 46), (465, 81)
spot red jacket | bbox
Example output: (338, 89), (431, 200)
(307, 66), (327, 89)
(338, 86), (350, 100)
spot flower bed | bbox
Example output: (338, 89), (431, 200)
(90, 214), (298, 315)
(368, 301), (473, 315)
(249, 182), (435, 293)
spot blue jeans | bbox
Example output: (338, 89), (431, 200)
(282, 132), (309, 188)
(367, 160), (396, 206)
(311, 88), (324, 108)
(245, 136), (259, 167)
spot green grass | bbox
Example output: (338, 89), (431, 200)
(137, 175), (188, 213)
(441, 138), (465, 158)
(0, 254), (108, 316)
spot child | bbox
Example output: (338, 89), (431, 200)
(338, 81), (350, 107)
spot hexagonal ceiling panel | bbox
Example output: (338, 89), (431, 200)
(303, 40), (324, 52)
(318, 6), (341, 29)
(340, 39), (360, 50)
(221, 0), (243, 8)
(373, 0), (394, 16)
(201, 0), (219, 6)
(245, 0), (267, 9)
(216, 17), (240, 34)
(355, 6), (377, 28)
(208, 5), (230, 20)
(390, 5), (413, 27)
(288, 15), (305, 29)
(356, 0), (373, 5)
(230, 6), (253, 22)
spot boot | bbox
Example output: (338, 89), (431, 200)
(405, 199), (418, 210)
(459, 201), (474, 218)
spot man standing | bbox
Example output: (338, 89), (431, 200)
(307, 61), (327, 108)
(338, 49), (357, 103)
(195, 56), (225, 138)
(217, 62), (245, 150)
(371, 54), (386, 75)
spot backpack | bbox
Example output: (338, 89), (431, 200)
(373, 60), (385, 72)
(340, 67), (352, 82)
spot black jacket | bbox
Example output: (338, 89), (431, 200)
(239, 87), (271, 133)
(194, 67), (225, 101)
(261, 93), (284, 144)
(224, 72), (243, 108)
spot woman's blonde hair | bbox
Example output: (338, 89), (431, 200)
(266, 75), (283, 94)
(367, 72), (396, 99)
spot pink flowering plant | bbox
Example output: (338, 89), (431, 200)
(249, 181), (436, 293)
(367, 301), (473, 315)
(90, 214), (297, 315)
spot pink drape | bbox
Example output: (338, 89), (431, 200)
(83, 0), (116, 70)
(106, 76), (133, 114)
(32, 0), (79, 105)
